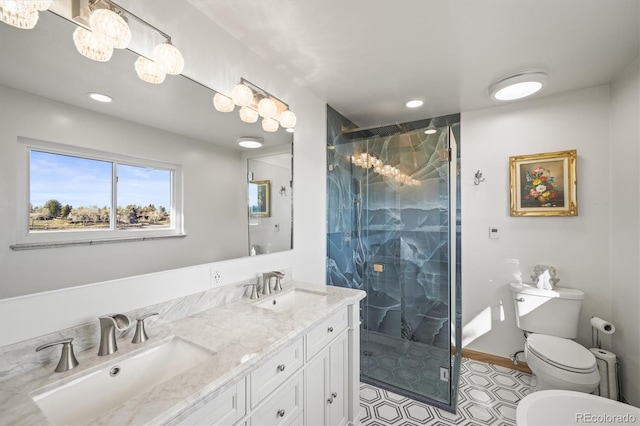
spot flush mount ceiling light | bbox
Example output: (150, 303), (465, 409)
(405, 99), (424, 108)
(237, 137), (263, 149)
(213, 78), (296, 132)
(489, 71), (548, 101)
(0, 0), (51, 29)
(88, 92), (112, 102)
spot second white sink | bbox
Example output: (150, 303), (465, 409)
(32, 337), (213, 425)
(255, 289), (327, 312)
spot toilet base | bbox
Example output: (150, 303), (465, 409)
(531, 373), (599, 394)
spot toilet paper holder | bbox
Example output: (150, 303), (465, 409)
(590, 316), (615, 349)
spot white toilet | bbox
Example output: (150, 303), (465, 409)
(510, 282), (600, 393)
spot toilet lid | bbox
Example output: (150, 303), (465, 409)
(527, 334), (596, 372)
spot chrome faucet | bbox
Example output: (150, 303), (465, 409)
(98, 314), (131, 356)
(262, 272), (278, 296)
(273, 271), (285, 291)
(262, 271), (285, 295)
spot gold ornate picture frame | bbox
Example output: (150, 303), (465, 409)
(509, 150), (577, 217)
(249, 180), (271, 217)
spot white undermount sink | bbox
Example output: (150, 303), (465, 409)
(31, 337), (213, 425)
(255, 288), (327, 312)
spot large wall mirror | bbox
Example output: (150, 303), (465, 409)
(0, 10), (293, 260)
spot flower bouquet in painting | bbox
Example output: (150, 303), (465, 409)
(522, 167), (562, 207)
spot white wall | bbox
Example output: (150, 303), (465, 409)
(0, 87), (248, 298)
(609, 57), (639, 406)
(460, 86), (613, 357)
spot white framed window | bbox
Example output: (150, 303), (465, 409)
(13, 138), (184, 249)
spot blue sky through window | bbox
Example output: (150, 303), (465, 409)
(30, 151), (171, 209)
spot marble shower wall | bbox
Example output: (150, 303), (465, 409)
(326, 106), (459, 349)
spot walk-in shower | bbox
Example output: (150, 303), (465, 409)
(326, 106), (462, 411)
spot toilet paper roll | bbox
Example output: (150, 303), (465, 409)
(590, 316), (615, 334)
(590, 348), (618, 400)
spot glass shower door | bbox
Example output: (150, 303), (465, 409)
(327, 114), (459, 410)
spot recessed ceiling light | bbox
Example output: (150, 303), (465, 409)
(285, 128), (294, 133)
(405, 99), (424, 108)
(237, 137), (263, 149)
(489, 71), (548, 101)
(88, 92), (112, 103)
(424, 129), (437, 135)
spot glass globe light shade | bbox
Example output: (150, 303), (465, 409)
(262, 117), (279, 133)
(89, 9), (131, 49)
(239, 106), (259, 123)
(231, 84), (254, 107)
(278, 110), (296, 128)
(213, 93), (234, 112)
(73, 27), (114, 62)
(257, 97), (277, 118)
(0, 1), (39, 29)
(153, 42), (184, 75)
(134, 56), (166, 84)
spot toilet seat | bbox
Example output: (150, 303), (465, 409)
(526, 334), (597, 373)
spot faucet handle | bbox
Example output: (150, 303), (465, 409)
(36, 337), (79, 372)
(132, 312), (159, 344)
(245, 282), (259, 299)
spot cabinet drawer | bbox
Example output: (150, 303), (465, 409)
(250, 337), (303, 407)
(305, 307), (348, 360)
(176, 378), (246, 426)
(252, 373), (303, 426)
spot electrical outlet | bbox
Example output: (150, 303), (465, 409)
(212, 269), (221, 285)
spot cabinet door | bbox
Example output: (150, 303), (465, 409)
(305, 348), (329, 425)
(328, 332), (348, 426)
(304, 331), (348, 426)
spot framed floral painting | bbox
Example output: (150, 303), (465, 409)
(248, 180), (271, 217)
(509, 150), (577, 217)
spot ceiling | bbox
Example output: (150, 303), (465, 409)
(190, 0), (640, 128)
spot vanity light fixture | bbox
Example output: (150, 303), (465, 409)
(213, 93), (234, 112)
(237, 137), (263, 149)
(213, 79), (297, 132)
(405, 99), (423, 108)
(489, 71), (548, 101)
(0, 0), (52, 29)
(68, 0), (184, 85)
(88, 92), (112, 102)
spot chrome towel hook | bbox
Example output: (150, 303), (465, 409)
(474, 170), (485, 186)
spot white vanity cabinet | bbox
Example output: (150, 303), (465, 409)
(173, 301), (360, 426)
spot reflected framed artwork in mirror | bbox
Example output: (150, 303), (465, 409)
(510, 149), (577, 217)
(249, 180), (271, 217)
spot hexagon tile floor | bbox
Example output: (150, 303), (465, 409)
(360, 358), (534, 425)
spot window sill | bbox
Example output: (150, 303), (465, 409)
(10, 234), (186, 251)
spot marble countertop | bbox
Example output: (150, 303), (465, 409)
(0, 282), (365, 425)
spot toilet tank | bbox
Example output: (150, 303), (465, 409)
(509, 282), (585, 338)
